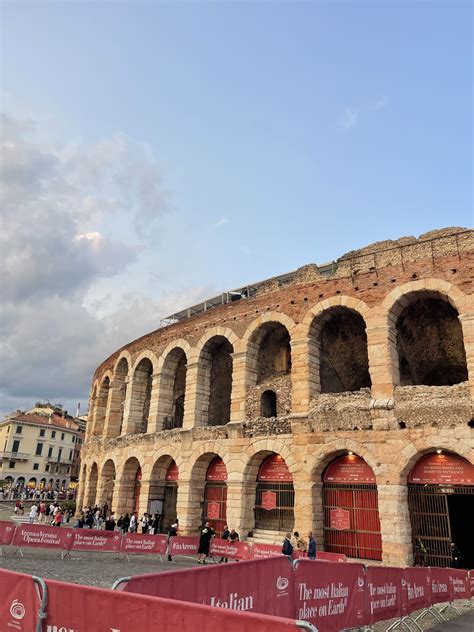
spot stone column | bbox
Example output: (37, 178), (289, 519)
(377, 484), (413, 567)
(292, 478), (315, 538)
(229, 351), (246, 422)
(147, 374), (161, 433)
(311, 481), (325, 547)
(182, 361), (201, 430)
(459, 313), (474, 398)
(366, 322), (397, 400)
(175, 477), (204, 534)
(83, 470), (98, 508)
(104, 378), (127, 438)
(154, 369), (173, 431)
(112, 473), (136, 516)
(137, 478), (152, 516)
(290, 338), (316, 413)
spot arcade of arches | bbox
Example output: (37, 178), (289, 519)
(80, 229), (474, 568)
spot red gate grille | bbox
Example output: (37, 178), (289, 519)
(255, 482), (294, 532)
(323, 482), (382, 561)
(203, 482), (227, 537)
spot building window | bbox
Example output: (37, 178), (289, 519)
(69, 450), (73, 460)
(57, 448), (62, 463)
(47, 447), (53, 458)
(45, 464), (50, 472)
(39, 429), (45, 437)
(33, 463), (39, 471)
(16, 426), (22, 434)
(61, 433), (65, 440)
(51, 431), (56, 438)
(12, 440), (20, 453)
(35, 443), (43, 456)
(9, 462), (15, 469)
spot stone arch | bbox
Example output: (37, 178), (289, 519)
(193, 327), (240, 359)
(107, 356), (130, 438)
(157, 339), (192, 371)
(148, 453), (180, 531)
(382, 281), (468, 386)
(184, 451), (228, 532)
(157, 344), (189, 430)
(93, 373), (112, 436)
(127, 355), (155, 434)
(243, 314), (296, 418)
(311, 441), (380, 482)
(195, 335), (234, 426)
(113, 350), (133, 374)
(115, 456), (142, 516)
(97, 459), (116, 509)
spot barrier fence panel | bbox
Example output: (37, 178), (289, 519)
(12, 523), (74, 551)
(429, 567), (453, 604)
(366, 566), (404, 624)
(294, 559), (367, 632)
(0, 520), (15, 546)
(168, 535), (199, 557)
(448, 569), (471, 600)
(0, 568), (42, 632)
(122, 556), (296, 619)
(121, 532), (168, 556)
(71, 529), (122, 552)
(402, 567), (432, 614)
(44, 577), (305, 632)
(210, 537), (251, 560)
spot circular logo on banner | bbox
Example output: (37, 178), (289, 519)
(358, 577), (364, 588)
(10, 600), (26, 620)
(276, 576), (289, 591)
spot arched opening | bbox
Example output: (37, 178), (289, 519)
(99, 460), (116, 510)
(39, 478), (46, 489)
(114, 358), (129, 437)
(255, 454), (294, 532)
(203, 457), (228, 536)
(16, 477), (25, 489)
(247, 322), (292, 417)
(312, 307), (371, 394)
(408, 452), (474, 568)
(322, 454), (382, 561)
(94, 376), (110, 435)
(147, 456), (179, 533)
(86, 463), (98, 507)
(28, 477), (37, 488)
(260, 390), (277, 418)
(395, 297), (468, 386)
(160, 348), (187, 430)
(198, 336), (233, 426)
(118, 457), (142, 516)
(129, 358), (153, 434)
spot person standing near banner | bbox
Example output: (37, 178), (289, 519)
(219, 524), (230, 563)
(167, 521), (179, 562)
(29, 503), (38, 524)
(307, 532), (316, 559)
(282, 533), (293, 557)
(197, 521), (215, 564)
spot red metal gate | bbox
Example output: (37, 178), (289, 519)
(323, 455), (382, 561)
(203, 457), (227, 536)
(254, 454), (294, 532)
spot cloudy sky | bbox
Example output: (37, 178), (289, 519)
(1, 1), (472, 417)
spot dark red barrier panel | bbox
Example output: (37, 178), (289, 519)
(210, 538), (251, 560)
(12, 523), (73, 550)
(251, 543), (282, 559)
(45, 577), (302, 632)
(447, 569), (470, 600)
(366, 566), (404, 623)
(469, 571), (474, 597)
(71, 529), (122, 552)
(169, 535), (200, 557)
(294, 559), (367, 632)
(0, 569), (40, 632)
(402, 567), (432, 614)
(430, 567), (454, 604)
(123, 556), (296, 619)
(317, 552), (347, 563)
(121, 533), (168, 555)
(0, 520), (15, 545)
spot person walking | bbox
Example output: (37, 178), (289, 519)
(53, 510), (63, 526)
(129, 512), (138, 533)
(105, 514), (116, 531)
(197, 522), (215, 564)
(219, 524), (230, 563)
(29, 503), (38, 524)
(307, 532), (316, 560)
(141, 513), (149, 534)
(167, 522), (178, 562)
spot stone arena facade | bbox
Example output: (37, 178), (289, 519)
(78, 227), (474, 568)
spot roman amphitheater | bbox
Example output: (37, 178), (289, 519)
(78, 227), (474, 568)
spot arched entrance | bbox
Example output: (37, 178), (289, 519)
(408, 452), (474, 568)
(322, 454), (382, 561)
(99, 460), (116, 510)
(255, 454), (294, 532)
(203, 457), (227, 536)
(162, 461), (179, 531)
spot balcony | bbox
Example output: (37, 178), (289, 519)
(0, 451), (30, 462)
(46, 457), (72, 465)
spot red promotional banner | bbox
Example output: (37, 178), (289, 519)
(430, 568), (452, 604)
(0, 569), (40, 632)
(258, 455), (293, 482)
(294, 559), (367, 631)
(323, 455), (376, 483)
(251, 542), (282, 559)
(121, 533), (168, 555)
(207, 501), (220, 520)
(210, 538), (251, 561)
(71, 529), (122, 552)
(262, 491), (277, 510)
(316, 552), (347, 563)
(402, 567), (432, 614)
(123, 557), (296, 620)
(169, 536), (200, 556)
(12, 523), (73, 550)
(408, 453), (474, 485)
(206, 457), (228, 481)
(366, 566), (404, 623)
(0, 520), (15, 545)
(330, 508), (350, 530)
(447, 569), (470, 600)
(469, 571), (474, 597)
(44, 577), (301, 632)
(166, 461), (179, 481)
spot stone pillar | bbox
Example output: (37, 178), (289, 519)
(147, 374), (161, 433)
(105, 378), (127, 438)
(96, 476), (115, 510)
(112, 473), (136, 516)
(311, 481), (325, 547)
(292, 478), (314, 537)
(229, 351), (246, 422)
(75, 470), (86, 514)
(175, 477), (204, 534)
(138, 478), (152, 516)
(182, 362), (201, 430)
(377, 484), (413, 567)
(459, 313), (474, 398)
(155, 368), (173, 431)
(290, 338), (316, 413)
(83, 470), (98, 508)
(366, 322), (397, 400)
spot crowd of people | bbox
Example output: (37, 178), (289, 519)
(282, 531), (317, 559)
(2, 484), (74, 502)
(15, 500), (73, 526)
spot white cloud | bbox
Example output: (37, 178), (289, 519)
(338, 107), (359, 130)
(214, 217), (229, 227)
(370, 96), (389, 111)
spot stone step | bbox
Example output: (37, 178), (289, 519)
(247, 529), (287, 546)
